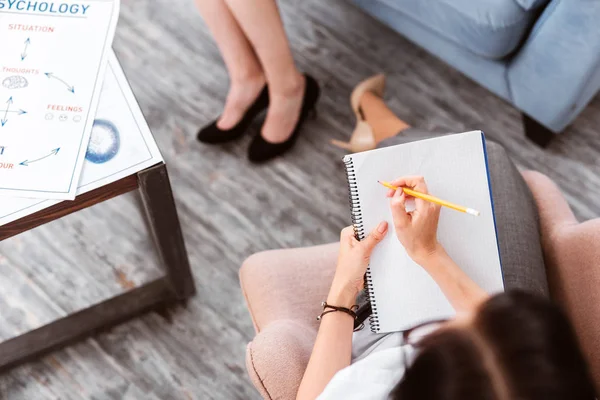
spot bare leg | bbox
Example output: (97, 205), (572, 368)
(360, 92), (410, 141)
(224, 0), (305, 143)
(195, 0), (266, 130)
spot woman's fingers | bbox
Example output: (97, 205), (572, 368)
(361, 221), (388, 253)
(389, 176), (420, 188)
(388, 176), (429, 215)
(340, 225), (356, 243)
(389, 176), (429, 193)
(390, 189), (410, 228)
(388, 177), (407, 189)
(432, 203), (442, 219)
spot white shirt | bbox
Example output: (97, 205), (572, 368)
(317, 329), (415, 400)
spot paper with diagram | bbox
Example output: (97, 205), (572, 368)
(0, 51), (163, 227)
(0, 0), (120, 199)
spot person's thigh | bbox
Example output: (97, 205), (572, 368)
(378, 131), (549, 296)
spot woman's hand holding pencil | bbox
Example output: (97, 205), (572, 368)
(385, 176), (444, 263)
(379, 179), (480, 216)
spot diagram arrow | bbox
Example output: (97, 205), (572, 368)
(0, 109), (26, 115)
(1, 97), (13, 127)
(45, 72), (75, 94)
(21, 38), (30, 61)
(19, 148), (60, 166)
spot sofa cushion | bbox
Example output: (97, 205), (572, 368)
(375, 0), (548, 59)
(514, 0), (549, 11)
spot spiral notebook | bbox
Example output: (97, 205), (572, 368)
(343, 131), (504, 334)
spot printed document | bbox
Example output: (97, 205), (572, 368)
(0, 0), (120, 199)
(0, 51), (163, 227)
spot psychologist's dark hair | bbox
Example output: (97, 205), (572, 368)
(390, 291), (597, 400)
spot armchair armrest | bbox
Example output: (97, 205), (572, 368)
(246, 320), (316, 400)
(522, 171), (600, 391)
(240, 243), (339, 332)
(508, 0), (600, 131)
(240, 243), (339, 398)
(520, 171), (577, 235)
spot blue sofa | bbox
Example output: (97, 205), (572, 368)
(351, 0), (600, 146)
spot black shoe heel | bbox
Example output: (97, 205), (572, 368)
(197, 85), (269, 144)
(247, 74), (320, 163)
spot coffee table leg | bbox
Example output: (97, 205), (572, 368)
(138, 163), (196, 300)
(0, 279), (173, 371)
(0, 164), (195, 372)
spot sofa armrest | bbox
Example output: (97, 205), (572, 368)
(521, 171), (578, 234)
(246, 320), (317, 400)
(240, 243), (339, 398)
(522, 171), (600, 391)
(544, 219), (600, 391)
(240, 243), (339, 333)
(507, 0), (600, 131)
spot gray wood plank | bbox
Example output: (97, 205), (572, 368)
(0, 0), (598, 398)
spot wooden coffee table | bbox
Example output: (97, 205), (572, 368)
(0, 53), (194, 371)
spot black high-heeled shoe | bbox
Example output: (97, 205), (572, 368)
(247, 74), (320, 163)
(197, 85), (269, 144)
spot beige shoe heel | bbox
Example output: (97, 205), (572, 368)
(330, 139), (354, 151)
(330, 121), (377, 153)
(331, 74), (386, 153)
(350, 74), (385, 117)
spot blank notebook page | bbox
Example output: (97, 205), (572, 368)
(344, 131), (503, 333)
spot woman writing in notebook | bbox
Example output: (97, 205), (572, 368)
(296, 75), (597, 399)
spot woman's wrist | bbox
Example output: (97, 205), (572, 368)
(327, 277), (359, 309)
(411, 243), (446, 268)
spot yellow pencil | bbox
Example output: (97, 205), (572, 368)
(378, 180), (480, 217)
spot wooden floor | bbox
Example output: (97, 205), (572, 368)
(1, 0), (599, 398)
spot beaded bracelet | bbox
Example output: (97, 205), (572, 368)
(316, 301), (358, 321)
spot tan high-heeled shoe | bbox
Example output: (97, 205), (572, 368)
(331, 74), (386, 152)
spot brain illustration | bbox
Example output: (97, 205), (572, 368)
(2, 76), (28, 90)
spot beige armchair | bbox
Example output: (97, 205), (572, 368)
(240, 171), (600, 399)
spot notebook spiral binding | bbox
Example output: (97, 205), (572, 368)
(343, 156), (380, 333)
